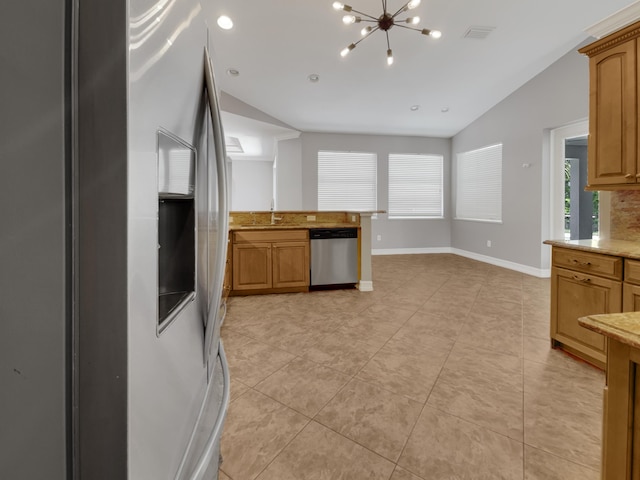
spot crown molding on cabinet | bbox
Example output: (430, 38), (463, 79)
(585, 1), (640, 39)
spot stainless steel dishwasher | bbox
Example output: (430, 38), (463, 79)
(309, 228), (358, 286)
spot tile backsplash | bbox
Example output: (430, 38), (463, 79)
(611, 190), (640, 241)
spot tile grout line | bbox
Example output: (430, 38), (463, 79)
(393, 274), (485, 474)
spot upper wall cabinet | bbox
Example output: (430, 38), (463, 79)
(580, 21), (640, 190)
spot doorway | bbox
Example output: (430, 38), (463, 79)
(550, 121), (603, 240)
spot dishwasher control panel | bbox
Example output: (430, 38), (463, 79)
(309, 228), (358, 239)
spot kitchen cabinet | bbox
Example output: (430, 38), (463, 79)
(579, 21), (640, 189)
(624, 259), (640, 311)
(231, 229), (309, 294)
(550, 247), (622, 368)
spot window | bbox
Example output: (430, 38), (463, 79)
(317, 150), (377, 211)
(456, 143), (502, 222)
(388, 153), (443, 218)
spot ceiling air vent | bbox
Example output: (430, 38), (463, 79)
(225, 136), (244, 154)
(463, 26), (495, 39)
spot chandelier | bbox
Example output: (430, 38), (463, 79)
(333, 0), (441, 65)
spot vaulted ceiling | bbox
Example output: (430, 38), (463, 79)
(210, 0), (638, 138)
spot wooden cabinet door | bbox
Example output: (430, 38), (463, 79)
(272, 241), (309, 288)
(587, 39), (637, 186)
(232, 243), (272, 290)
(551, 267), (622, 365)
(623, 283), (640, 312)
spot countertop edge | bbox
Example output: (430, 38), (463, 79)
(579, 313), (640, 349)
(544, 238), (640, 260)
(229, 223), (360, 231)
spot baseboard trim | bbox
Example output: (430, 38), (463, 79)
(371, 247), (550, 278)
(372, 247), (452, 255)
(357, 281), (373, 292)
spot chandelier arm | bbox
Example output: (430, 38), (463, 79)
(351, 26), (379, 48)
(348, 8), (378, 20)
(394, 23), (424, 32)
(386, 31), (391, 50)
(361, 25), (381, 40)
(382, 0), (387, 14)
(390, 1), (411, 19)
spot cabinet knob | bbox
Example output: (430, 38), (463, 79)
(625, 173), (633, 179)
(636, 173), (640, 178)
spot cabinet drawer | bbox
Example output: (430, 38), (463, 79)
(625, 259), (640, 285)
(552, 247), (622, 280)
(233, 229), (308, 244)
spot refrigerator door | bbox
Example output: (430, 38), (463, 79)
(127, 4), (223, 479)
(173, 48), (230, 479)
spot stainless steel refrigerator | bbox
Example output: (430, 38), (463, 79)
(1, 1), (230, 478)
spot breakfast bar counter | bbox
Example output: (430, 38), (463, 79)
(580, 311), (640, 479)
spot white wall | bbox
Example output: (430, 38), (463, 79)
(276, 137), (303, 210)
(451, 46), (589, 272)
(300, 132), (452, 250)
(231, 160), (274, 210)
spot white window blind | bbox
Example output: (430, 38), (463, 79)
(388, 153), (443, 218)
(318, 151), (377, 211)
(456, 144), (502, 222)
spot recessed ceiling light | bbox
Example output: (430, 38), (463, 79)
(226, 68), (240, 77)
(217, 15), (233, 30)
(308, 73), (320, 83)
(441, 106), (449, 113)
(410, 105), (420, 111)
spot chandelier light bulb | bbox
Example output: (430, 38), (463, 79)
(407, 0), (421, 9)
(430, 29), (442, 38)
(406, 16), (420, 24)
(334, 2), (352, 11)
(387, 49), (394, 65)
(343, 14), (356, 24)
(361, 25), (372, 36)
(341, 43), (356, 57)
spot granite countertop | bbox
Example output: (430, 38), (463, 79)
(544, 238), (640, 260)
(579, 312), (640, 349)
(229, 223), (358, 231)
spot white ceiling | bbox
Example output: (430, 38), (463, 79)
(210, 0), (639, 138)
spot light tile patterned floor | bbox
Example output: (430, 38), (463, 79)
(219, 254), (604, 480)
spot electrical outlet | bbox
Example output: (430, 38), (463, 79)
(487, 240), (492, 247)
(351, 215), (356, 222)
(307, 215), (316, 221)
(377, 235), (382, 241)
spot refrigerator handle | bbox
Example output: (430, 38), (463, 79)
(191, 342), (230, 480)
(175, 341), (231, 480)
(203, 46), (229, 363)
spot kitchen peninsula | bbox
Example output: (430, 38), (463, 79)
(226, 210), (379, 295)
(579, 311), (640, 479)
